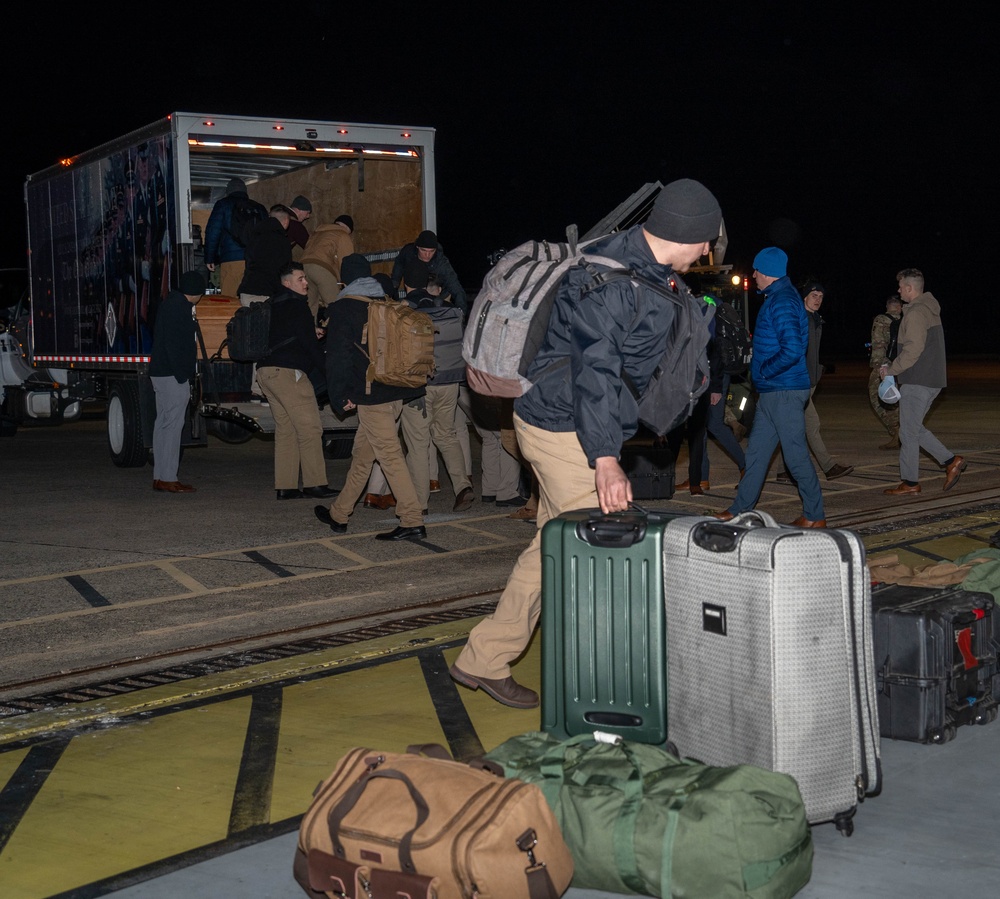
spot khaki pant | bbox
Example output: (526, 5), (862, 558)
(257, 366), (327, 490)
(329, 401), (423, 527)
(218, 260), (245, 299)
(780, 385), (834, 474)
(455, 414), (597, 679)
(399, 385), (472, 509)
(303, 263), (342, 320)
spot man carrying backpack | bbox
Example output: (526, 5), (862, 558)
(313, 255), (427, 541)
(204, 178), (267, 298)
(397, 260), (475, 514)
(450, 179), (723, 708)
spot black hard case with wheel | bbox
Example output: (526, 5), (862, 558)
(871, 584), (999, 743)
(541, 509), (677, 744)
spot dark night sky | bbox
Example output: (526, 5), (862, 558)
(5, 4), (997, 355)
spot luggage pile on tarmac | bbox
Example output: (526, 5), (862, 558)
(295, 509), (999, 898)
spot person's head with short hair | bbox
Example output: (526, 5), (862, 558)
(886, 294), (903, 314)
(289, 196), (312, 221)
(641, 178), (722, 271)
(334, 214), (354, 233)
(415, 230), (438, 263)
(896, 268), (924, 303)
(800, 280), (824, 313)
(280, 262), (308, 296)
(752, 247), (788, 290)
(226, 178), (247, 196)
(426, 272), (443, 297)
(270, 204), (293, 229)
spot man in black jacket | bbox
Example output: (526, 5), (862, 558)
(257, 263), (339, 501)
(390, 230), (467, 317)
(239, 205), (294, 302)
(239, 204), (294, 397)
(149, 270), (206, 493)
(313, 255), (427, 541)
(450, 179), (723, 708)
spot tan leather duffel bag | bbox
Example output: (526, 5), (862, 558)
(294, 744), (573, 899)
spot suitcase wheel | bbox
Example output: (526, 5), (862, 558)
(974, 703), (998, 725)
(929, 724), (957, 744)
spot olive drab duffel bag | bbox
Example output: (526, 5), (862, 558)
(486, 731), (813, 899)
(293, 743), (574, 899)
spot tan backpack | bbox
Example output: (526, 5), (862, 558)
(352, 295), (435, 393)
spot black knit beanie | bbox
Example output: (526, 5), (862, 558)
(644, 179), (722, 243)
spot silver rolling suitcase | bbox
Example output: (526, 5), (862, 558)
(662, 510), (881, 835)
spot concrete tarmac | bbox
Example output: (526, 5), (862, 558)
(1, 358), (999, 897)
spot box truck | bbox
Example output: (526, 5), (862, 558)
(12, 112), (436, 465)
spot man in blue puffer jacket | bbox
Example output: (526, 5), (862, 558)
(716, 247), (826, 527)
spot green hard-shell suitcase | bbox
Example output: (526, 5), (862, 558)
(541, 508), (677, 744)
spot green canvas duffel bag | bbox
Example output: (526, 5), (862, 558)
(486, 732), (812, 899)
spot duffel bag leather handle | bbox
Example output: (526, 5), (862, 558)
(327, 769), (428, 875)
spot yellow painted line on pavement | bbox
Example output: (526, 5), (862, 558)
(0, 616), (486, 747)
(0, 539), (524, 634)
(154, 560), (211, 593)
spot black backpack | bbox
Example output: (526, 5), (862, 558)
(713, 300), (752, 375)
(226, 297), (294, 362)
(228, 197), (267, 248)
(622, 272), (715, 437)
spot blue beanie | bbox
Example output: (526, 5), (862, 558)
(753, 247), (787, 277)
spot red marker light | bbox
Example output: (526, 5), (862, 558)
(273, 124), (285, 131)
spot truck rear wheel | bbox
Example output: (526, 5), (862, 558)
(107, 380), (149, 468)
(207, 418), (254, 444)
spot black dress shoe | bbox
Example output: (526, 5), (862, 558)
(313, 505), (347, 533)
(481, 495), (496, 503)
(496, 495), (527, 507)
(375, 525), (427, 541)
(276, 489), (304, 500)
(302, 485), (340, 498)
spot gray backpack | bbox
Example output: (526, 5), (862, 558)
(463, 226), (619, 398)
(463, 225), (713, 435)
(423, 304), (465, 384)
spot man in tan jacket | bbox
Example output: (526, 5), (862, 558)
(301, 214), (355, 318)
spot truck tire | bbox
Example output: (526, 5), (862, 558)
(207, 418), (254, 444)
(107, 380), (149, 468)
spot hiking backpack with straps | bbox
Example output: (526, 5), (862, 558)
(462, 224), (714, 435)
(228, 197), (267, 248)
(353, 294), (436, 394)
(417, 302), (466, 385)
(225, 296), (294, 362)
(713, 299), (752, 375)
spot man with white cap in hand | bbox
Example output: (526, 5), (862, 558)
(880, 267), (965, 496)
(450, 178), (724, 708)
